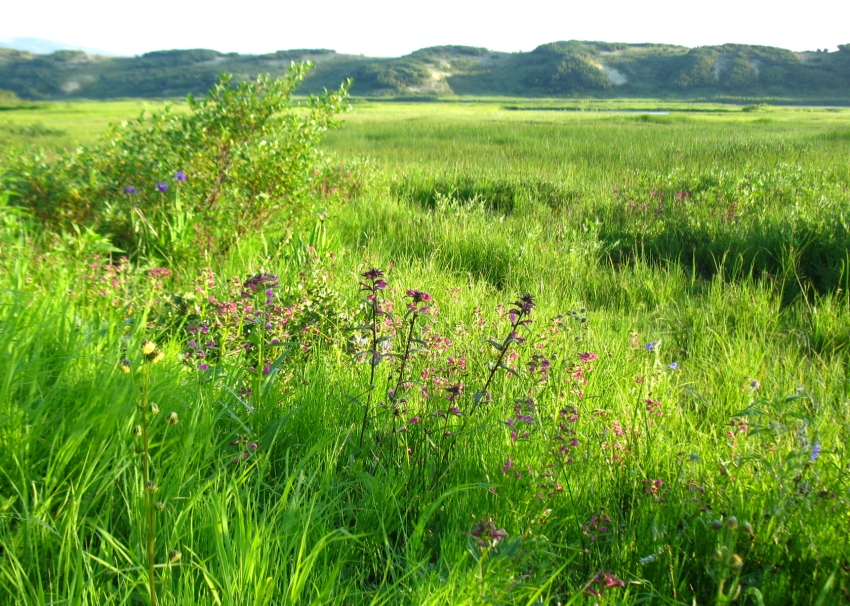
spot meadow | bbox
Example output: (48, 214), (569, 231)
(0, 92), (849, 605)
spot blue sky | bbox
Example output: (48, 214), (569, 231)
(3, 0), (848, 56)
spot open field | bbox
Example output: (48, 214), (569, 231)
(0, 97), (849, 605)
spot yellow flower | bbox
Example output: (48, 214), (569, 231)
(119, 359), (132, 373)
(141, 340), (156, 355)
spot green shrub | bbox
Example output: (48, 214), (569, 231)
(4, 65), (350, 262)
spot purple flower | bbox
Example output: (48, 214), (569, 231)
(362, 268), (384, 281)
(515, 293), (535, 316)
(445, 384), (464, 401)
(668, 361), (678, 370)
(198, 363), (210, 371)
(406, 289), (432, 303)
(174, 171), (187, 182)
(603, 573), (625, 588)
(156, 182), (169, 193)
(810, 442), (821, 462)
(645, 341), (657, 351)
(470, 519), (508, 547)
(243, 273), (279, 292)
(406, 289), (433, 314)
(123, 185), (137, 195)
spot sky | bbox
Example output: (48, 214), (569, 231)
(2, 0), (849, 57)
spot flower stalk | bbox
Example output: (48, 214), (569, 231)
(479, 294), (535, 401)
(358, 269), (387, 448)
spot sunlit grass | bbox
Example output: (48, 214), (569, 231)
(0, 99), (848, 604)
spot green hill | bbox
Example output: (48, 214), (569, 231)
(1, 41), (848, 101)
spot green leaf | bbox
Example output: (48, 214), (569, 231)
(497, 363), (519, 377)
(487, 339), (504, 351)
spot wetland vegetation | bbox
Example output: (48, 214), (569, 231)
(0, 69), (849, 604)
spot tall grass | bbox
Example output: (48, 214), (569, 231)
(0, 100), (849, 604)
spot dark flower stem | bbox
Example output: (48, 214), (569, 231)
(480, 294), (534, 399)
(481, 320), (519, 397)
(358, 293), (380, 448)
(389, 317), (418, 456)
(392, 314), (418, 399)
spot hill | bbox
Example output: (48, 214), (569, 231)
(1, 41), (848, 101)
(0, 37), (113, 56)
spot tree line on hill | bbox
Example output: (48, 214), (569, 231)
(1, 41), (848, 100)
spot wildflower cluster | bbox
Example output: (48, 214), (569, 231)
(172, 268), (340, 386)
(469, 519), (508, 548)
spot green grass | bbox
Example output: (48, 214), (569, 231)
(0, 99), (848, 604)
(0, 100), (179, 149)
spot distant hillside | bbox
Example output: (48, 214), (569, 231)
(1, 41), (849, 101)
(0, 37), (113, 56)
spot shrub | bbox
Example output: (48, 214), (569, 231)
(4, 64), (350, 262)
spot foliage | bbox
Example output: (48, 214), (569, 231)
(1, 41), (850, 100)
(670, 48), (719, 89)
(518, 42), (612, 94)
(353, 58), (431, 92)
(720, 56), (758, 89)
(136, 48), (223, 67)
(0, 89), (23, 106)
(3, 66), (350, 262)
(1, 100), (850, 604)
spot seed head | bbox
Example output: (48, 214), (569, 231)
(166, 412), (179, 425)
(168, 549), (182, 562)
(710, 519), (723, 531)
(725, 516), (739, 530)
(133, 424), (142, 437)
(119, 358), (132, 374)
(150, 402), (160, 414)
(155, 501), (165, 511)
(141, 340), (156, 355)
(730, 553), (743, 570)
(145, 481), (158, 493)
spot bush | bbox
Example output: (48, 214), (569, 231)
(4, 65), (350, 262)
